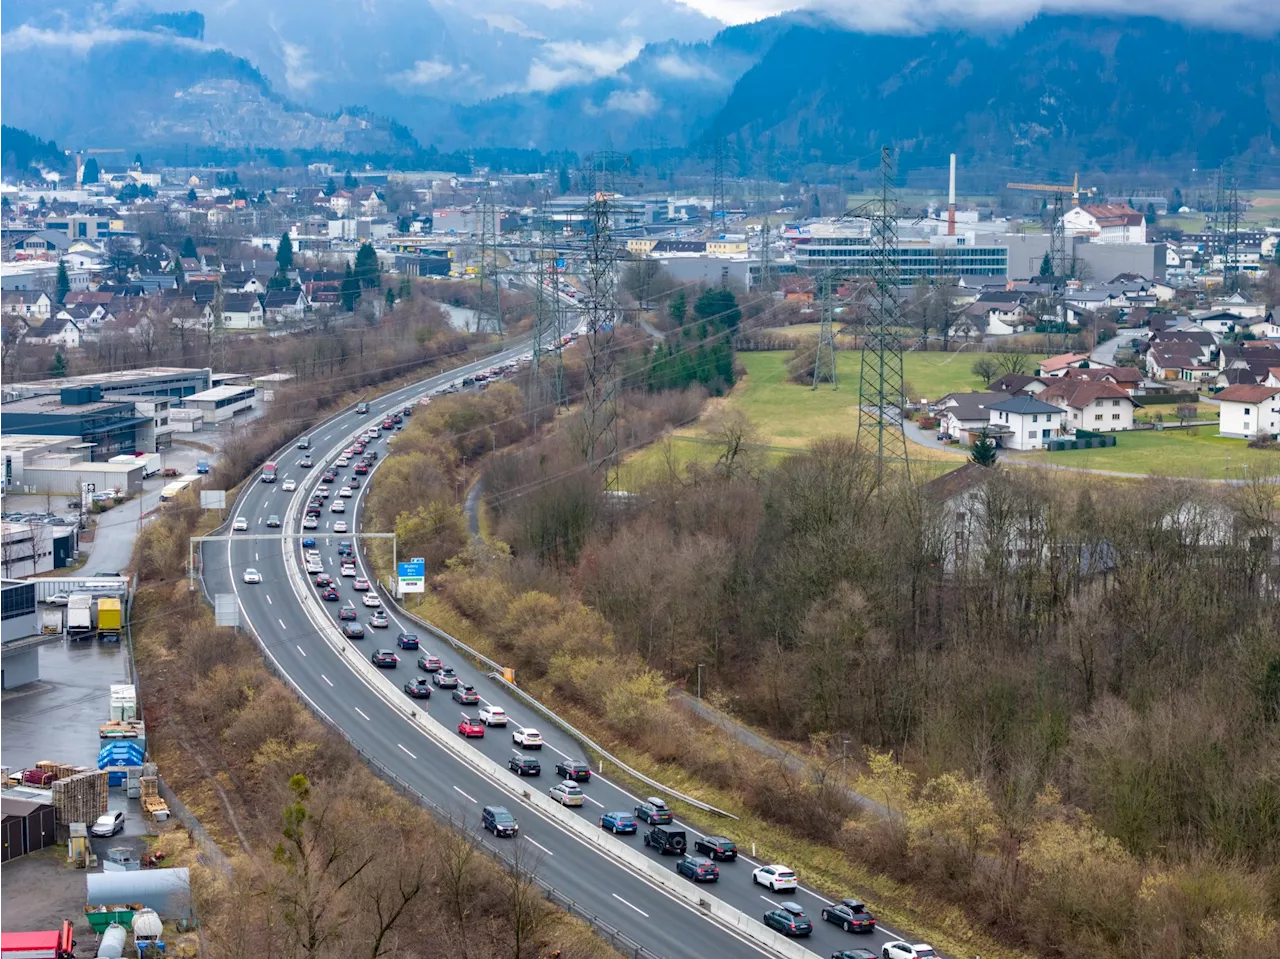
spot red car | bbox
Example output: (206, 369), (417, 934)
(353, 462), (369, 475)
(322, 587), (340, 601)
(458, 715), (485, 738)
(314, 573), (333, 587)
(338, 606), (358, 621)
(382, 418), (395, 429)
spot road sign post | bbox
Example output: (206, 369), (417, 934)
(396, 557), (426, 597)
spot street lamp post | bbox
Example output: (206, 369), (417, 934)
(841, 739), (851, 782)
(697, 663), (705, 703)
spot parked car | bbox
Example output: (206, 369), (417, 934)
(482, 805), (518, 837)
(370, 648), (397, 667)
(513, 728), (543, 749)
(694, 835), (738, 861)
(634, 798), (672, 825)
(763, 902), (812, 937)
(458, 715), (485, 737)
(549, 781), (585, 807)
(451, 684), (480, 705)
(598, 811), (638, 834)
(821, 899), (876, 934)
(675, 856), (719, 883)
(45, 593), (70, 606)
(403, 678), (432, 698)
(478, 704), (507, 726)
(508, 755), (541, 776)
(752, 864), (798, 892)
(90, 811), (125, 837)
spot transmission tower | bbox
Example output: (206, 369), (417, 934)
(1224, 165), (1242, 291)
(579, 193), (622, 491)
(475, 186), (503, 336)
(812, 271), (838, 389)
(709, 135), (727, 238)
(524, 198), (554, 415)
(855, 147), (910, 483)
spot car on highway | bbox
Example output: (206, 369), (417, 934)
(830, 950), (877, 959)
(513, 727), (543, 749)
(242, 568), (262, 584)
(321, 586), (340, 601)
(634, 798), (672, 825)
(343, 623), (366, 640)
(336, 456), (350, 468)
(315, 486), (331, 499)
(266, 514), (281, 528)
(298, 455), (313, 468)
(370, 648), (397, 667)
(432, 668), (459, 688)
(314, 572), (333, 587)
(694, 835), (738, 861)
(403, 678), (432, 698)
(301, 537), (316, 548)
(763, 902), (812, 937)
(339, 606), (358, 621)
(369, 610), (389, 628)
(881, 944), (938, 959)
(452, 684), (480, 705)
(821, 899), (876, 934)
(382, 418), (395, 429)
(555, 760), (591, 782)
(321, 471), (337, 483)
(676, 856), (719, 883)
(353, 462), (369, 475)
(482, 805), (518, 837)
(282, 479), (297, 492)
(347, 476), (360, 487)
(90, 811), (126, 837)
(233, 517), (248, 531)
(339, 486), (353, 498)
(549, 781), (585, 807)
(361, 592), (381, 607)
(458, 715), (484, 737)
(508, 755), (541, 776)
(337, 541), (354, 556)
(341, 563), (357, 577)
(599, 811), (638, 834)
(396, 632), (419, 649)
(352, 577), (369, 590)
(417, 653), (441, 671)
(752, 864), (798, 892)
(333, 521), (349, 533)
(330, 501), (346, 513)
(356, 402), (369, 414)
(478, 704), (507, 726)
(303, 516), (319, 529)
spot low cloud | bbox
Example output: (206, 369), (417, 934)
(604, 88), (661, 115)
(2, 23), (213, 54)
(278, 40), (319, 92)
(477, 13), (545, 39)
(392, 59), (456, 86)
(653, 53), (718, 81)
(522, 36), (645, 92)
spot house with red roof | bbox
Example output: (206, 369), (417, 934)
(1215, 384), (1280, 439)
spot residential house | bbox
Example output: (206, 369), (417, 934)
(1037, 379), (1140, 433)
(1215, 384), (1280, 439)
(1218, 341), (1280, 373)
(1109, 274), (1175, 302)
(1214, 291), (1267, 320)
(1149, 329), (1216, 365)
(219, 292), (265, 330)
(989, 372), (1042, 395)
(9, 230), (72, 257)
(221, 271), (267, 294)
(961, 291), (1027, 336)
(1248, 318), (1280, 339)
(986, 395), (1066, 450)
(263, 289), (308, 322)
(1064, 288), (1129, 313)
(935, 391), (1011, 441)
(1036, 353), (1092, 377)
(56, 303), (113, 338)
(1189, 309), (1243, 335)
(1, 290), (52, 319)
(1061, 203), (1147, 244)
(23, 315), (81, 348)
(1061, 365), (1145, 394)
(168, 299), (213, 332)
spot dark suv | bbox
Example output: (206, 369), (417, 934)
(694, 835), (738, 861)
(642, 824), (688, 856)
(481, 805), (518, 837)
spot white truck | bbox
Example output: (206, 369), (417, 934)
(41, 608), (64, 634)
(66, 593), (94, 636)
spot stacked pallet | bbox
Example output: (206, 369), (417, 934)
(52, 769), (109, 833)
(36, 760), (89, 781)
(139, 775), (169, 820)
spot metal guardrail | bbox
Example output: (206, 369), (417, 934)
(382, 596), (739, 821)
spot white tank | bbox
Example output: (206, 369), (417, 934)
(97, 922), (126, 959)
(132, 907), (163, 939)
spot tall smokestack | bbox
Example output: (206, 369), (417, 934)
(947, 153), (956, 236)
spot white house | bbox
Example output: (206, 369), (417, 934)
(961, 291), (1026, 336)
(936, 391), (1011, 440)
(1213, 292), (1267, 319)
(262, 289), (308, 322)
(1061, 204), (1147, 244)
(1248, 319), (1280, 340)
(219, 292), (265, 330)
(23, 315), (81, 348)
(1215, 384), (1280, 439)
(1, 290), (52, 319)
(987, 395), (1065, 450)
(1037, 380), (1139, 433)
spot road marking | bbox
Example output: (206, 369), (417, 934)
(258, 516), (263, 525)
(279, 618), (287, 629)
(760, 895), (777, 906)
(525, 837), (554, 856)
(321, 674), (333, 686)
(583, 794), (605, 808)
(354, 706), (370, 721)
(397, 743), (417, 759)
(255, 552), (259, 561)
(611, 894), (649, 918)
(265, 594), (272, 605)
(296, 645), (306, 656)
(453, 786), (477, 803)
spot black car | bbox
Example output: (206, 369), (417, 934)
(675, 855), (719, 883)
(452, 684), (480, 705)
(830, 951), (877, 959)
(342, 623), (365, 640)
(432, 668), (459, 689)
(694, 835), (738, 862)
(321, 472), (337, 483)
(508, 755), (541, 776)
(821, 899), (876, 934)
(371, 648), (398, 668)
(555, 760), (592, 782)
(337, 541), (354, 557)
(397, 632), (420, 650)
(763, 902), (812, 937)
(482, 805), (518, 837)
(642, 825), (687, 856)
(403, 678), (432, 698)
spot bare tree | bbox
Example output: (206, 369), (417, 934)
(996, 352), (1031, 376)
(500, 838), (553, 959)
(435, 821), (479, 959)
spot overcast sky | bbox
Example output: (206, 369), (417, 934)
(677, 0), (1278, 30)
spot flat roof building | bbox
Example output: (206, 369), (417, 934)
(181, 384), (257, 424)
(2, 390), (153, 459)
(3, 366), (212, 403)
(794, 226), (1009, 282)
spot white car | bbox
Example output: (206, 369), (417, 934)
(478, 705), (507, 726)
(513, 728), (543, 749)
(336, 456), (350, 468)
(90, 811), (125, 837)
(46, 592), (71, 606)
(242, 568), (262, 584)
(340, 563), (357, 577)
(282, 479), (297, 492)
(752, 864), (798, 892)
(362, 592), (382, 607)
(232, 516), (248, 531)
(303, 515), (319, 529)
(339, 486), (353, 498)
(882, 944), (938, 959)
(333, 520), (348, 533)
(330, 501), (346, 513)
(305, 559), (324, 574)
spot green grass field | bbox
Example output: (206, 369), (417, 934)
(1016, 428), (1280, 480)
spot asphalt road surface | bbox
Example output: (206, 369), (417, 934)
(202, 340), (921, 959)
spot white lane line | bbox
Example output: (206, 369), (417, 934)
(258, 516), (263, 525)
(397, 743), (417, 759)
(279, 618), (287, 629)
(266, 594), (273, 605)
(524, 837), (554, 856)
(354, 706), (371, 721)
(296, 645), (306, 656)
(255, 552), (259, 561)
(760, 895), (777, 906)
(321, 674), (333, 686)
(453, 785), (477, 804)
(800, 888), (834, 905)
(611, 894), (649, 918)
(583, 794), (605, 808)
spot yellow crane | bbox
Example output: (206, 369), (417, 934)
(1005, 172), (1096, 207)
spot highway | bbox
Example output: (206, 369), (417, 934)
(201, 341), (920, 959)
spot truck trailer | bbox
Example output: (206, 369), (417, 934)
(96, 597), (122, 642)
(66, 593), (94, 637)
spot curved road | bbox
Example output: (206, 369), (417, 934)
(201, 346), (922, 959)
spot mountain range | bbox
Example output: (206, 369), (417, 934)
(2, 3), (1278, 178)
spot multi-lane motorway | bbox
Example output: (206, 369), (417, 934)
(201, 342), (923, 959)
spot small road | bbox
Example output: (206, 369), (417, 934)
(1091, 330), (1146, 366)
(463, 478), (484, 542)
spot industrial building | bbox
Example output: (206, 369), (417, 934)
(180, 384), (257, 424)
(0, 521), (80, 576)
(1, 579), (40, 690)
(794, 225), (1009, 281)
(2, 366), (213, 403)
(2, 387), (156, 458)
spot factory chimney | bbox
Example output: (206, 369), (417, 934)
(947, 153), (956, 236)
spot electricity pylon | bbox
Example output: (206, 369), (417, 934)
(475, 186), (503, 335)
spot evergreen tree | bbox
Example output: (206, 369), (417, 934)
(1145, 202), (1158, 225)
(181, 236), (198, 259)
(138, 184), (155, 199)
(117, 183), (140, 201)
(385, 287), (396, 310)
(354, 242), (380, 289)
(344, 170), (358, 189)
(1172, 187), (1183, 210)
(80, 158), (99, 184)
(694, 287), (741, 332)
(134, 153), (143, 167)
(50, 350), (67, 377)
(558, 167), (570, 193)
(669, 289), (687, 326)
(971, 430), (998, 467)
(1039, 252), (1054, 277)
(398, 275), (412, 302)
(397, 215), (411, 233)
(187, 187), (197, 202)
(340, 264), (361, 311)
(323, 177), (337, 197)
(55, 260), (71, 305)
(276, 231), (294, 273)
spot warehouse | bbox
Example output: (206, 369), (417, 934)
(18, 461), (144, 497)
(180, 384), (257, 424)
(2, 366), (213, 403)
(0, 521), (80, 576)
(1, 387), (154, 457)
